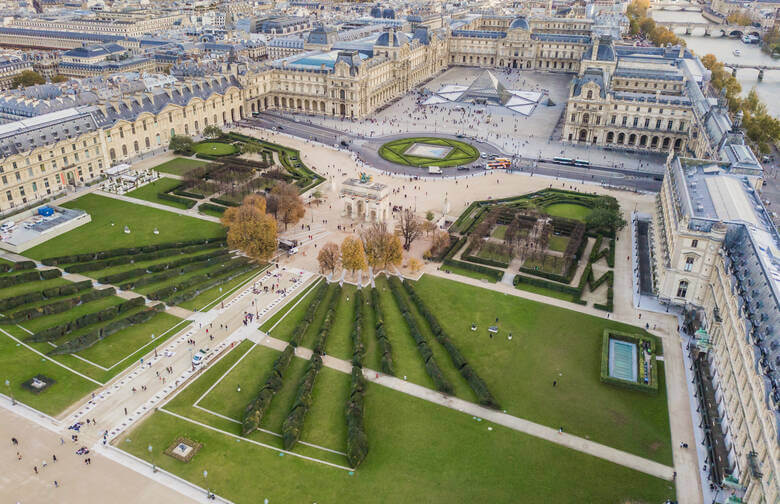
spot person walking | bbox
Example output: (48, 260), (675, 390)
(33, 466), (38, 474)
(52, 454), (57, 463)
(54, 480), (59, 488)
(11, 437), (18, 446)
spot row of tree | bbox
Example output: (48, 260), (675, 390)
(701, 54), (780, 154)
(626, 0), (685, 47)
(317, 222), (404, 275)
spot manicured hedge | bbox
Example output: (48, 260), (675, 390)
(209, 197), (240, 207)
(199, 203), (228, 215)
(350, 289), (365, 368)
(345, 365), (368, 468)
(402, 280), (499, 408)
(0, 280), (92, 311)
(1, 287), (115, 324)
(371, 287), (394, 376)
(42, 238), (226, 266)
(281, 355), (323, 450)
(157, 192), (196, 209)
(49, 304), (165, 355)
(432, 234), (465, 262)
(281, 289), (340, 450)
(242, 281), (327, 436)
(68, 241), (226, 274)
(0, 268), (61, 289)
(105, 250), (231, 287)
(148, 258), (248, 301)
(163, 263), (256, 306)
(513, 274), (586, 304)
(442, 259), (503, 282)
(388, 277), (453, 395)
(27, 296), (145, 342)
(594, 286), (614, 312)
(241, 345), (295, 436)
(173, 188), (205, 199)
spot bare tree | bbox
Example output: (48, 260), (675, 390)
(398, 208), (422, 251)
(317, 242), (340, 274)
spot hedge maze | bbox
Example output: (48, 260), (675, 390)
(41, 238), (263, 309)
(442, 189), (618, 310)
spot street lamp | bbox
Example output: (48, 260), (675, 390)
(5, 379), (14, 405)
(203, 469), (209, 498)
(148, 444), (157, 473)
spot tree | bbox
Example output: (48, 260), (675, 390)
(422, 219), (436, 236)
(317, 242), (340, 274)
(384, 234), (403, 270)
(398, 208), (422, 250)
(203, 125), (223, 139)
(11, 70), (45, 89)
(341, 236), (366, 274)
(430, 230), (450, 256)
(50, 74), (68, 83)
(221, 194), (266, 228)
(408, 257), (423, 273)
(586, 197), (627, 235)
(425, 210), (435, 221)
(726, 10), (752, 26)
(221, 197), (277, 262)
(270, 182), (305, 230)
(169, 135), (194, 155)
(639, 17), (655, 35)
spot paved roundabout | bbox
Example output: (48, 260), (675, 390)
(377, 136), (480, 168)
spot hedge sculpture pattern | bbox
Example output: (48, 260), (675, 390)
(241, 281), (328, 436)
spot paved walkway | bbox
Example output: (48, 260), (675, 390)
(0, 405), (192, 504)
(256, 333), (674, 480)
(95, 190), (221, 223)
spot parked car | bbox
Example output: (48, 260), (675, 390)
(192, 348), (210, 366)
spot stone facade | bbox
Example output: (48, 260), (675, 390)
(653, 154), (779, 503)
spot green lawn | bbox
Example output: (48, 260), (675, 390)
(178, 265), (266, 312)
(24, 194), (225, 259)
(259, 279), (320, 333)
(126, 178), (193, 210)
(74, 312), (184, 369)
(0, 328), (97, 416)
(0, 277), (70, 300)
(122, 344), (674, 504)
(491, 224), (507, 240)
(199, 206), (227, 219)
(440, 263), (499, 283)
(514, 279), (580, 303)
(523, 255), (565, 275)
(412, 275), (672, 465)
(194, 142), (237, 156)
(544, 203), (592, 221)
(153, 158), (211, 176)
(378, 137), (479, 168)
(548, 234), (570, 252)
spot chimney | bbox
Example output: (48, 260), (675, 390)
(592, 36), (599, 61)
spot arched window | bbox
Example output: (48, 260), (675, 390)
(582, 113), (589, 125)
(586, 90), (593, 99)
(676, 280), (688, 298)
(109, 148), (116, 160)
(606, 132), (614, 143)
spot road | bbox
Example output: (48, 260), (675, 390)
(242, 114), (663, 192)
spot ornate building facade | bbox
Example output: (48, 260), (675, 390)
(653, 149), (779, 503)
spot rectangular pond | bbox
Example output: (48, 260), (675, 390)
(609, 339), (638, 382)
(404, 143), (453, 159)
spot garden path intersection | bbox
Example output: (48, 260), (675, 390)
(2, 262), (685, 502)
(0, 138), (700, 503)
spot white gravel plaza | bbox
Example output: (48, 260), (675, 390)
(279, 66), (665, 171)
(404, 142), (453, 159)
